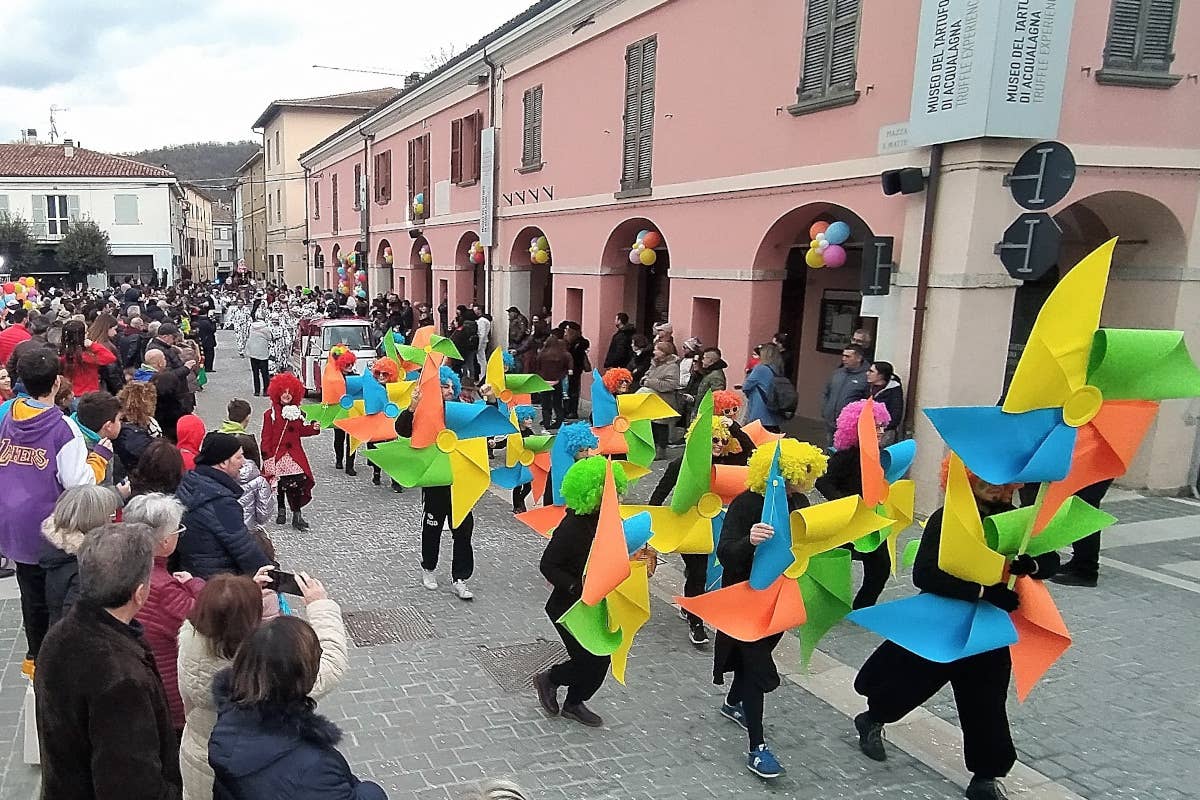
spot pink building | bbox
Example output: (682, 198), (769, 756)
(301, 0), (1200, 502)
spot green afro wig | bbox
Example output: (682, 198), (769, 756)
(560, 455), (628, 514)
(746, 439), (828, 495)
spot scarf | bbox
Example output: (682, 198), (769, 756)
(70, 412), (101, 444)
(218, 419), (247, 435)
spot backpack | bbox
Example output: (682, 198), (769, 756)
(761, 372), (799, 419)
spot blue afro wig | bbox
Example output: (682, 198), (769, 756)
(561, 455), (628, 514)
(438, 365), (462, 399)
(557, 421), (598, 457)
(502, 350), (516, 370)
(514, 404), (537, 424)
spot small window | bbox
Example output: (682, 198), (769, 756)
(267, 193), (272, 221)
(521, 85), (543, 171)
(113, 194), (139, 225)
(1098, 0), (1182, 87)
(265, 139), (271, 167)
(45, 195), (70, 236)
(0, 194), (9, 219)
(450, 111), (482, 185)
(353, 164), (362, 210)
(275, 189), (281, 222)
(790, 0), (861, 115)
(313, 181), (320, 219)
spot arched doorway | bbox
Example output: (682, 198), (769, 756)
(456, 231), (484, 306)
(600, 218), (670, 335)
(376, 238), (394, 296)
(330, 244), (342, 298)
(510, 226), (553, 319)
(312, 245), (325, 288)
(410, 236), (433, 308)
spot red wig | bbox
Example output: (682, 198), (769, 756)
(938, 453), (1022, 501)
(713, 389), (742, 416)
(370, 356), (400, 383)
(267, 372), (305, 407)
(330, 344), (357, 373)
(602, 368), (633, 394)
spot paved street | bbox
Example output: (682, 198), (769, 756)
(2, 331), (1199, 799)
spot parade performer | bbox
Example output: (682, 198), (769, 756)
(815, 399), (892, 609)
(365, 356), (405, 493)
(261, 372), (320, 531)
(712, 389), (757, 456)
(328, 346), (359, 474)
(707, 439), (826, 779)
(850, 459), (1051, 800)
(534, 455), (629, 728)
(504, 404), (539, 512)
(647, 414), (749, 646)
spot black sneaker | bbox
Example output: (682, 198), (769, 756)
(534, 671), (560, 715)
(965, 777), (1009, 800)
(335, 460), (343, 470)
(345, 463), (357, 477)
(561, 701), (603, 728)
(275, 508), (287, 525)
(854, 712), (887, 761)
(392, 482), (404, 493)
(372, 472), (382, 486)
(1049, 570), (1097, 587)
(689, 620), (709, 646)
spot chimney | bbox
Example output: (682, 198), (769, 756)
(63, 138), (74, 158)
(404, 72), (423, 90)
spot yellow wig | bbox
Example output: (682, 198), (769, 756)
(746, 439), (828, 495)
(687, 415), (742, 455)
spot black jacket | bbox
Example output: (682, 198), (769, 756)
(114, 421), (156, 480)
(209, 669), (385, 800)
(914, 505), (1060, 602)
(35, 602), (183, 800)
(871, 378), (905, 433)
(603, 324), (636, 369)
(815, 447), (860, 501)
(152, 365), (195, 436)
(146, 337), (184, 370)
(540, 509), (600, 620)
(118, 330), (152, 369)
(39, 548), (80, 626)
(191, 315), (217, 348)
(628, 348), (652, 388)
(566, 336), (591, 373)
(175, 465), (271, 579)
(716, 489), (810, 587)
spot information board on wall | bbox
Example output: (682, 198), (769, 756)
(908, 0), (1076, 147)
(479, 127), (496, 247)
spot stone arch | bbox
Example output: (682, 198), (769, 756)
(599, 218), (671, 334)
(509, 225), (554, 318)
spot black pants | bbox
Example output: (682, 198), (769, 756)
(368, 442), (401, 488)
(726, 670), (766, 748)
(1063, 479), (1113, 577)
(421, 486), (474, 580)
(565, 372), (582, 417)
(548, 622), (610, 704)
(250, 358), (270, 394)
(15, 562), (49, 661)
(540, 382), (563, 427)
(201, 341), (216, 373)
(333, 428), (355, 468)
(851, 545), (891, 609)
(681, 553), (709, 626)
(276, 480), (305, 512)
(652, 421), (669, 450)
(513, 482), (532, 512)
(855, 641), (1016, 779)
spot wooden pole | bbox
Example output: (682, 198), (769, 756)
(1008, 482), (1049, 589)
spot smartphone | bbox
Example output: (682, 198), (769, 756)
(270, 569), (303, 596)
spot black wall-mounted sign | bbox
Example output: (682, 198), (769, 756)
(1004, 141), (1076, 211)
(861, 235), (894, 296)
(995, 213), (1061, 281)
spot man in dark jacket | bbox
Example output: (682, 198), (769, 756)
(140, 349), (196, 442)
(174, 433), (271, 579)
(448, 306), (479, 378)
(190, 311), (218, 374)
(603, 312), (636, 369)
(821, 344), (869, 444)
(117, 317), (151, 370)
(35, 522), (183, 800)
(145, 323), (185, 370)
(561, 322), (591, 419)
(506, 306), (530, 349)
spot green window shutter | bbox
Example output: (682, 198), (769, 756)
(798, 0), (832, 100)
(829, 0), (860, 93)
(31, 195), (47, 237)
(1140, 0), (1179, 70)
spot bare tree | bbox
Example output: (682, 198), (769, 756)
(424, 43), (462, 72)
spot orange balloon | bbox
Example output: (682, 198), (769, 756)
(809, 221), (830, 239)
(641, 231), (662, 249)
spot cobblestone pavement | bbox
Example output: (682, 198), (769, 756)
(1, 331), (1198, 799)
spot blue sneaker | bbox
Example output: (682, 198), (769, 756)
(720, 702), (748, 730)
(747, 744), (784, 779)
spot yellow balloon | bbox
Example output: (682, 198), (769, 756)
(639, 248), (657, 266)
(810, 239), (821, 250)
(24, 277), (36, 288)
(805, 248), (825, 268)
(534, 249), (549, 264)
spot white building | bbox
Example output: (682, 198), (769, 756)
(213, 202), (235, 281)
(0, 140), (178, 286)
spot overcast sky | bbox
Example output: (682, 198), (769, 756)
(0, 0), (534, 154)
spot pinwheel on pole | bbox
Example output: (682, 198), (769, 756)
(366, 357), (516, 526)
(589, 369), (678, 467)
(484, 348), (552, 410)
(332, 366), (414, 445)
(396, 325), (462, 374)
(490, 405), (554, 502)
(301, 352), (352, 428)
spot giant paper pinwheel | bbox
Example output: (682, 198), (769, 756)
(849, 399), (917, 574)
(395, 325), (462, 374)
(301, 355), (351, 428)
(926, 238), (1200, 532)
(590, 369), (678, 468)
(849, 454), (1116, 699)
(678, 442), (893, 642)
(557, 459), (652, 683)
(484, 349), (551, 410)
(490, 405), (554, 502)
(333, 366), (414, 444)
(366, 358), (516, 525)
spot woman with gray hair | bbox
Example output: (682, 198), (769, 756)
(125, 492), (206, 733)
(40, 485), (123, 624)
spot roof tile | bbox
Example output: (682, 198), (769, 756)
(0, 143), (175, 179)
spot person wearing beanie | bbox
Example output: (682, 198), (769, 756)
(175, 433), (271, 579)
(261, 373), (320, 531)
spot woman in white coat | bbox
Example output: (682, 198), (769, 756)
(176, 572), (349, 800)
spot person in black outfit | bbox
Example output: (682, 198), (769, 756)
(190, 310), (217, 374)
(328, 348), (359, 475)
(561, 322), (590, 419)
(602, 312), (636, 369)
(712, 440), (827, 780)
(648, 415), (753, 646)
(852, 462), (1058, 800)
(1047, 479), (1113, 587)
(534, 455), (626, 728)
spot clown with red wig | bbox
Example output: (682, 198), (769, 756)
(261, 372), (321, 530)
(328, 345), (360, 475)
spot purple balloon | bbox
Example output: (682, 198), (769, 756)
(628, 248), (642, 264)
(823, 244), (847, 268)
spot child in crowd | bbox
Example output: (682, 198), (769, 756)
(218, 398), (262, 467)
(261, 372), (320, 531)
(175, 414), (206, 471)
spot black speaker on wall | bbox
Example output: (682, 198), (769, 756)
(881, 168), (926, 196)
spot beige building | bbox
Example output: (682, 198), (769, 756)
(180, 183), (213, 282)
(252, 89), (395, 287)
(234, 150), (266, 280)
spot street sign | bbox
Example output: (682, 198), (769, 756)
(862, 236), (895, 296)
(479, 127), (496, 247)
(995, 213), (1060, 281)
(1004, 141), (1076, 210)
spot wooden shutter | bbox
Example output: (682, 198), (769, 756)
(331, 175), (339, 233)
(469, 111), (483, 182)
(313, 181), (320, 219)
(522, 86), (543, 167)
(1105, 0), (1143, 68)
(1105, 0), (1178, 72)
(450, 117), (463, 184)
(381, 152), (391, 204)
(407, 138), (416, 205)
(67, 194), (81, 221)
(798, 0), (831, 98)
(421, 134), (431, 214)
(636, 40), (656, 185)
(621, 36), (656, 191)
(1141, 0), (1179, 70)
(353, 165), (362, 210)
(829, 0), (860, 92)
(31, 195), (47, 237)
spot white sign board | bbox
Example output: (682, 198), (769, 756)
(877, 122), (912, 155)
(908, 0), (1075, 147)
(479, 127), (496, 247)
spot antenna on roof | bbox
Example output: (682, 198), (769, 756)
(49, 105), (69, 143)
(312, 64), (408, 77)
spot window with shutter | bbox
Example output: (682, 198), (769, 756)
(114, 194), (139, 224)
(468, 111), (482, 183)
(410, 134), (430, 217)
(0, 194), (8, 219)
(31, 195), (47, 237)
(790, 0), (861, 115)
(332, 175), (339, 233)
(420, 134), (431, 215)
(353, 165), (362, 210)
(313, 181), (320, 219)
(451, 118), (463, 184)
(619, 36), (657, 196)
(1098, 0), (1181, 87)
(521, 86), (543, 170)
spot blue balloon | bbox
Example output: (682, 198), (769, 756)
(825, 221), (851, 245)
(636, 229), (650, 242)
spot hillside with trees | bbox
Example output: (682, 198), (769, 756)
(126, 140), (259, 201)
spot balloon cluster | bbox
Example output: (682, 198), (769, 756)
(383, 246), (394, 266)
(412, 192), (426, 217)
(419, 243), (433, 265)
(335, 252), (367, 298)
(469, 240), (485, 266)
(528, 235), (550, 265)
(806, 220), (850, 269)
(629, 229), (662, 267)
(2, 276), (38, 309)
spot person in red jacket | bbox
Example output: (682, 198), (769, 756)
(0, 307), (32, 366)
(126, 491), (204, 733)
(261, 372), (320, 531)
(59, 320), (117, 397)
(175, 413), (206, 471)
